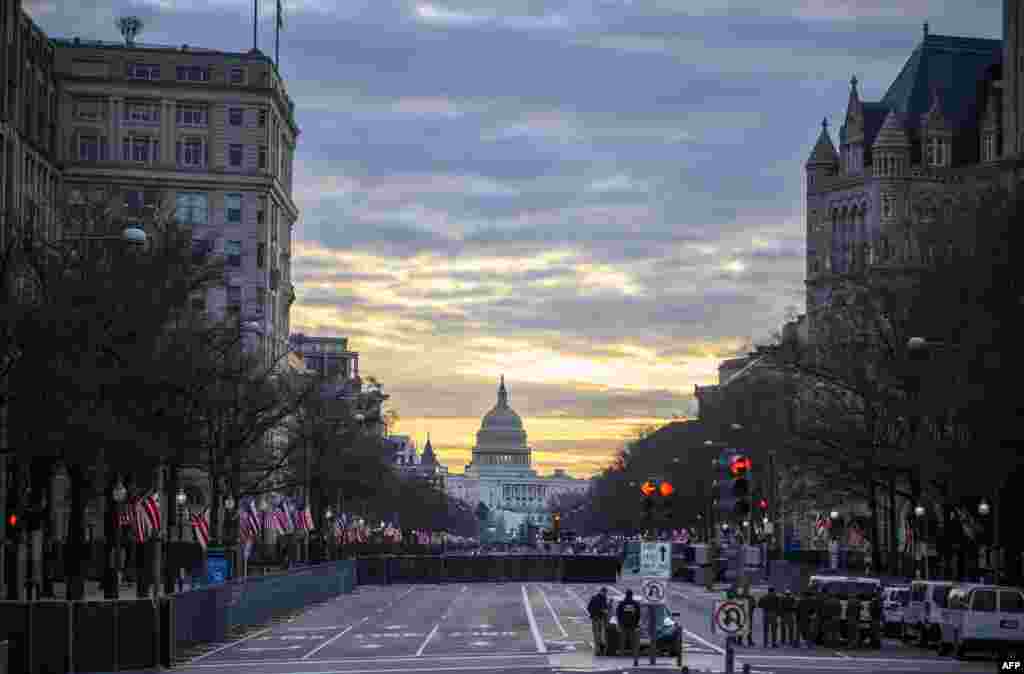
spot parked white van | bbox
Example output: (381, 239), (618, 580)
(937, 584), (1024, 659)
(902, 580), (955, 646)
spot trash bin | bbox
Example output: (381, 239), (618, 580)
(206, 547), (233, 585)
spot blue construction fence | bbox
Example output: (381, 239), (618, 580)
(354, 554), (620, 584)
(0, 559), (356, 674)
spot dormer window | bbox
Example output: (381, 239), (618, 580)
(982, 133), (998, 162)
(926, 137), (948, 167)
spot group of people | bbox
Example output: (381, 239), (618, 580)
(587, 587), (647, 662)
(739, 586), (882, 649)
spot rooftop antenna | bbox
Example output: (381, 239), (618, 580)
(116, 16), (144, 46)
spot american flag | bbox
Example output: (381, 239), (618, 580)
(142, 491), (161, 532)
(814, 513), (831, 537)
(283, 498), (298, 531)
(190, 507), (210, 550)
(128, 496), (152, 543)
(296, 503), (313, 531)
(273, 500), (293, 534)
(118, 505), (131, 527)
(240, 498), (262, 542)
(333, 517), (344, 542)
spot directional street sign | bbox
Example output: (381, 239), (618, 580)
(712, 600), (749, 636)
(641, 578), (666, 604)
(622, 541), (672, 580)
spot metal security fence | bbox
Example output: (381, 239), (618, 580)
(353, 555), (618, 585)
(171, 559), (355, 663)
(0, 560), (355, 673)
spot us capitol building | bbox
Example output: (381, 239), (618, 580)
(444, 377), (590, 541)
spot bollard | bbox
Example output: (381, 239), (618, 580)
(724, 635), (735, 674)
(649, 604), (657, 665)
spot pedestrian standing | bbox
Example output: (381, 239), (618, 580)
(588, 587), (609, 655)
(823, 594), (842, 647)
(867, 592), (882, 649)
(758, 587), (779, 647)
(796, 590), (813, 649)
(617, 589), (642, 665)
(846, 593), (862, 649)
(780, 590), (797, 647)
(741, 587), (756, 647)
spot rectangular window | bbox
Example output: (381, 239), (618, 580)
(78, 135), (99, 161)
(226, 240), (242, 267)
(176, 193), (209, 225)
(180, 138), (203, 166)
(258, 145), (267, 169)
(881, 194), (895, 218)
(257, 242), (266, 268)
(127, 63), (160, 80)
(229, 144), (243, 167)
(1001, 591), (1024, 613)
(229, 108), (243, 126)
(258, 109), (267, 127)
(226, 193), (242, 223)
(229, 67), (245, 84)
(125, 102), (159, 122)
(132, 137), (150, 162)
(177, 65), (210, 82)
(177, 105), (206, 126)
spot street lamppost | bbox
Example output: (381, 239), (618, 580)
(914, 504), (928, 580)
(176, 488), (187, 541)
(105, 478), (128, 599)
(978, 499), (992, 582)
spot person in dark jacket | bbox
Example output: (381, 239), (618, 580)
(822, 594), (842, 647)
(867, 592), (882, 649)
(780, 590), (797, 646)
(796, 590), (814, 649)
(740, 587), (756, 647)
(758, 587), (779, 647)
(846, 593), (862, 649)
(588, 588), (609, 655)
(617, 589), (642, 664)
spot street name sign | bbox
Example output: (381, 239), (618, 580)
(641, 578), (667, 604)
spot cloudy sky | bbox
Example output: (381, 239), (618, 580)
(30, 0), (1001, 478)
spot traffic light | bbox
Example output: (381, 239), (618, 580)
(5, 512), (20, 538)
(758, 498), (769, 511)
(714, 454), (737, 515)
(730, 455), (752, 517)
(552, 512), (561, 542)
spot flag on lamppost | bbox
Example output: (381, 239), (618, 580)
(190, 508), (210, 550)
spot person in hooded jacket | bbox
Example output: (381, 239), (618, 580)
(617, 589), (642, 664)
(588, 588), (609, 655)
(780, 590), (797, 646)
(758, 587), (780, 647)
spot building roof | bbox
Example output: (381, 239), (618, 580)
(880, 33), (1000, 135)
(806, 118), (839, 165)
(873, 108), (910, 149)
(421, 433), (437, 467)
(50, 37), (273, 61)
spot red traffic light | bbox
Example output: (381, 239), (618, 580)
(640, 480), (656, 497)
(659, 481), (674, 497)
(759, 499), (768, 509)
(729, 456), (752, 476)
(6, 514), (16, 527)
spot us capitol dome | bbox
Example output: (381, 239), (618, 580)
(443, 376), (591, 543)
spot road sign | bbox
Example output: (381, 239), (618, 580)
(641, 578), (667, 604)
(712, 600), (749, 636)
(622, 541), (672, 580)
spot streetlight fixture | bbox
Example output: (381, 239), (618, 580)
(978, 499), (991, 516)
(176, 488), (187, 540)
(224, 494), (235, 511)
(106, 478), (128, 599)
(830, 510), (839, 520)
(914, 504), (929, 579)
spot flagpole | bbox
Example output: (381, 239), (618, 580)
(253, 0), (258, 50)
(275, 0), (281, 68)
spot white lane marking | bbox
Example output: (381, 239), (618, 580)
(521, 583), (548, 654)
(835, 650), (849, 658)
(190, 653), (546, 668)
(301, 616), (369, 660)
(416, 623), (440, 657)
(238, 645), (303, 652)
(385, 625), (407, 630)
(734, 654), (964, 664)
(286, 625), (350, 631)
(684, 628), (724, 655)
(188, 626), (272, 662)
(538, 584), (569, 638)
(361, 644), (382, 649)
(228, 665), (544, 674)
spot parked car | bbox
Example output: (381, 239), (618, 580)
(902, 580), (955, 647)
(938, 584), (1024, 659)
(604, 599), (682, 657)
(881, 585), (910, 637)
